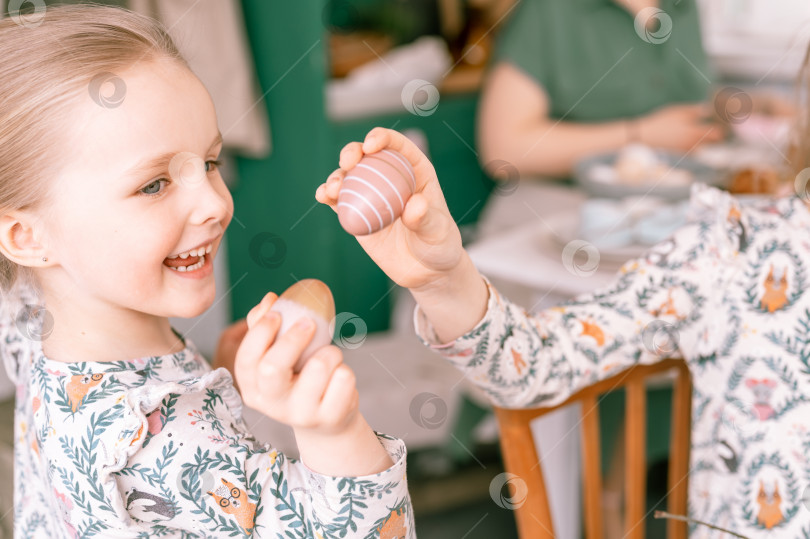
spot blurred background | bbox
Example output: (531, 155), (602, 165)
(2, 0), (810, 537)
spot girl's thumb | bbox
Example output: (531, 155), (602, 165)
(401, 193), (441, 240)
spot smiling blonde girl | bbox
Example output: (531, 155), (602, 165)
(0, 4), (413, 537)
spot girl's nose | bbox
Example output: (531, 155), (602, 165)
(172, 153), (231, 224)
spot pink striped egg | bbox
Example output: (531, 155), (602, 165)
(337, 149), (416, 236)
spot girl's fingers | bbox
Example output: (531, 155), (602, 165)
(318, 364), (357, 427)
(338, 141), (365, 171)
(326, 170), (344, 200)
(234, 310), (284, 399)
(336, 128), (437, 197)
(327, 167), (347, 182)
(316, 169), (347, 212)
(361, 127), (420, 167)
(246, 292), (278, 330)
(325, 168), (346, 200)
(400, 192), (448, 245)
(315, 184), (330, 208)
(361, 128), (436, 192)
(361, 126), (392, 154)
(259, 317), (318, 375)
(288, 346), (343, 421)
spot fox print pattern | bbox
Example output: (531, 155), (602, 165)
(66, 373), (104, 412)
(208, 478), (256, 534)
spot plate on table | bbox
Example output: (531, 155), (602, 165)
(574, 144), (726, 201)
(535, 211), (650, 268)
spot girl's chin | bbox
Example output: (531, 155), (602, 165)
(169, 297), (215, 320)
(167, 283), (217, 314)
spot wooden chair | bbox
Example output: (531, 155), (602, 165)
(493, 358), (692, 539)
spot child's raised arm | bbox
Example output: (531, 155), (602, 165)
(317, 128), (733, 409)
(315, 127), (491, 344)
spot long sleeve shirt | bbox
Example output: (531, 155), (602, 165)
(414, 183), (810, 538)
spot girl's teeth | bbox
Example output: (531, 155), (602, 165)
(167, 243), (214, 260)
(168, 254), (205, 272)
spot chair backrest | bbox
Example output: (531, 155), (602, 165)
(493, 358), (692, 539)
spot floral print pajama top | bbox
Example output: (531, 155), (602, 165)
(414, 184), (810, 538)
(1, 290), (414, 538)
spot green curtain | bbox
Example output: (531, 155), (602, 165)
(229, 0), (397, 334)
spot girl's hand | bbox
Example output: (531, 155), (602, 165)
(212, 292), (280, 393)
(315, 127), (466, 292)
(234, 293), (359, 436)
(212, 318), (249, 392)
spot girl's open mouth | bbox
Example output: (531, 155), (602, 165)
(164, 253), (205, 272)
(163, 251), (214, 279)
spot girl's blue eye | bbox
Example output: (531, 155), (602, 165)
(140, 178), (168, 196)
(139, 160), (222, 197)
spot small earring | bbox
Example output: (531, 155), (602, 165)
(42, 256), (48, 262)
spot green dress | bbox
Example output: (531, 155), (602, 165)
(491, 0), (713, 121)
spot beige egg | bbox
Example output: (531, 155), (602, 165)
(268, 279), (336, 373)
(337, 149), (416, 236)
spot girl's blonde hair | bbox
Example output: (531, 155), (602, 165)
(0, 3), (188, 315)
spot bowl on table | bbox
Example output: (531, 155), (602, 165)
(574, 144), (726, 201)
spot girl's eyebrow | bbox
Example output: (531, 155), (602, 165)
(125, 131), (223, 176)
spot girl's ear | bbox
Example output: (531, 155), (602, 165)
(0, 211), (49, 266)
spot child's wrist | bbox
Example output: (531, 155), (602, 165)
(409, 254), (489, 344)
(293, 409), (363, 440)
(294, 413), (394, 476)
(409, 252), (476, 298)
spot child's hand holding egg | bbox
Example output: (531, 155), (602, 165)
(267, 279), (336, 373)
(245, 279), (335, 373)
(315, 127), (468, 292)
(336, 148), (416, 236)
(235, 280), (359, 433)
